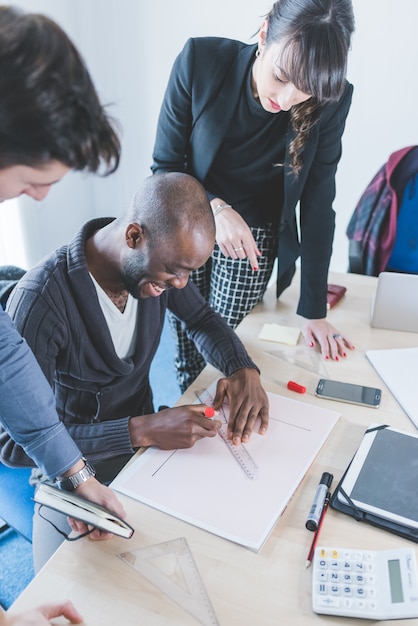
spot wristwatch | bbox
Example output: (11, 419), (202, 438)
(55, 457), (96, 491)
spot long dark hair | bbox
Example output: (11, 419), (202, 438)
(265, 0), (355, 175)
(0, 6), (121, 173)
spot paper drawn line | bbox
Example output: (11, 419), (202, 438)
(151, 450), (178, 477)
(272, 417), (311, 432)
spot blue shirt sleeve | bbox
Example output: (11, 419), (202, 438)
(0, 309), (82, 478)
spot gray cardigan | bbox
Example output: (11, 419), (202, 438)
(1, 218), (257, 468)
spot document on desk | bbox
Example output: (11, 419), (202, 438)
(111, 386), (340, 552)
(366, 347), (418, 429)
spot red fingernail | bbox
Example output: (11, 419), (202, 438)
(204, 407), (215, 418)
(253, 266), (258, 271)
(309, 341), (315, 348)
(335, 356), (339, 362)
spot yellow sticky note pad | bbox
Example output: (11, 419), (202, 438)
(258, 323), (300, 346)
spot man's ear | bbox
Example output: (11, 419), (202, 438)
(126, 223), (144, 249)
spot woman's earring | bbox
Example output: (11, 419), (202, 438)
(255, 48), (260, 58)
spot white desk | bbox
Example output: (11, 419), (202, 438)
(10, 272), (418, 625)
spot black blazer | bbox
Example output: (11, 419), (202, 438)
(152, 37), (353, 319)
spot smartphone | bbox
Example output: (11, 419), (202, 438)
(315, 378), (381, 408)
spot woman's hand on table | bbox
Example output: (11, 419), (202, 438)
(301, 318), (355, 361)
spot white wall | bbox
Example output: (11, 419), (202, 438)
(2, 0), (418, 271)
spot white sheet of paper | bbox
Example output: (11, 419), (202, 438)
(258, 323), (300, 345)
(112, 385), (340, 551)
(367, 347), (418, 429)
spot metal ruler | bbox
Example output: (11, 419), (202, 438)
(196, 388), (258, 480)
(119, 537), (219, 625)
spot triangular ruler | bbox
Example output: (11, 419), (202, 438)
(119, 537), (219, 625)
(264, 346), (330, 377)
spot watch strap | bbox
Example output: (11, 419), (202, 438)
(55, 457), (95, 491)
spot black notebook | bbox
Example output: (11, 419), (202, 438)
(330, 424), (418, 542)
(34, 483), (134, 539)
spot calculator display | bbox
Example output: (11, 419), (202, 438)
(388, 559), (404, 603)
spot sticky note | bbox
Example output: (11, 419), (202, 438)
(258, 323), (300, 346)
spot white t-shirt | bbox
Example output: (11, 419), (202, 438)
(89, 273), (138, 359)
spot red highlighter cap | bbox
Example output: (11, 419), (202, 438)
(204, 407), (215, 418)
(287, 380), (307, 394)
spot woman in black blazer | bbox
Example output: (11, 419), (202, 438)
(152, 0), (356, 392)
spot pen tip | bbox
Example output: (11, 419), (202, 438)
(305, 561), (311, 569)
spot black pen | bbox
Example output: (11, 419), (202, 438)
(306, 491), (331, 569)
(305, 471), (333, 531)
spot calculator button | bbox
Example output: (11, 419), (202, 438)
(354, 599), (366, 611)
(343, 586), (352, 596)
(342, 561), (352, 570)
(354, 551), (363, 561)
(316, 597), (341, 609)
(330, 561), (339, 569)
(331, 549), (339, 559)
(330, 585), (340, 595)
(317, 571), (327, 582)
(317, 583), (327, 595)
(355, 586), (365, 597)
(355, 574), (365, 584)
(330, 572), (340, 582)
(318, 559), (327, 569)
(319, 548), (327, 558)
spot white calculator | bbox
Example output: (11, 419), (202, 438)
(312, 546), (418, 620)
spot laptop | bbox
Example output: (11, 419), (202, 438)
(371, 272), (418, 332)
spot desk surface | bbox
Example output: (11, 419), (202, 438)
(11, 272), (418, 625)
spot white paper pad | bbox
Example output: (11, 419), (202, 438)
(112, 387), (340, 552)
(258, 323), (301, 345)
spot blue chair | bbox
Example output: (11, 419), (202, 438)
(0, 462), (34, 542)
(0, 267), (37, 543)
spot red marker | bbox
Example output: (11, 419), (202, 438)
(287, 380), (307, 394)
(204, 407), (215, 418)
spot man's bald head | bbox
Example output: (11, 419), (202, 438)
(124, 172), (215, 248)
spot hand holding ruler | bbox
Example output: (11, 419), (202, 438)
(196, 387), (258, 480)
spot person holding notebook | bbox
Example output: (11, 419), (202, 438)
(0, 6), (125, 622)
